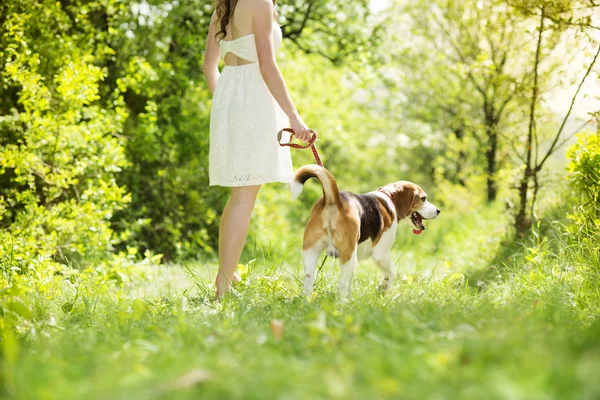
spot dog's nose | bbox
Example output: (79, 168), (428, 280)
(436, 208), (441, 215)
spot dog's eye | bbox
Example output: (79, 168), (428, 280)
(421, 196), (427, 202)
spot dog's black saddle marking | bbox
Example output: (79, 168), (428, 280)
(341, 192), (391, 244)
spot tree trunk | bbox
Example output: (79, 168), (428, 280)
(485, 120), (498, 202)
(454, 127), (467, 187)
(515, 166), (531, 231)
(515, 7), (544, 233)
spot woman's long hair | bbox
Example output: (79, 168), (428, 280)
(214, 0), (277, 39)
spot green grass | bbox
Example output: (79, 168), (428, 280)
(3, 205), (600, 400)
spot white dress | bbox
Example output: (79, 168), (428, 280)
(209, 25), (294, 187)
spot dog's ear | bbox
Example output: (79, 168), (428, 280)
(392, 183), (418, 219)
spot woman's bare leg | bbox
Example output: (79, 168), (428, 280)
(216, 185), (261, 297)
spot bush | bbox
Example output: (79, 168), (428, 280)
(0, 0), (130, 277)
(566, 131), (600, 236)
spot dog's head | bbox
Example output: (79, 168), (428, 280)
(381, 181), (440, 234)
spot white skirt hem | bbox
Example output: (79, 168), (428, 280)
(209, 176), (293, 187)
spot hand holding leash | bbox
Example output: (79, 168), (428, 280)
(277, 128), (323, 167)
(289, 114), (311, 142)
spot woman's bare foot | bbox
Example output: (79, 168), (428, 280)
(215, 273), (229, 298)
(215, 272), (242, 299)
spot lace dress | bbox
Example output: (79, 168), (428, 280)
(209, 25), (294, 187)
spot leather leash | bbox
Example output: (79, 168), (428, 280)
(277, 128), (323, 167)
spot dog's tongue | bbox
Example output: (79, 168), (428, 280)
(413, 229), (422, 235)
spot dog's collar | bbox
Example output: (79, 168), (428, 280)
(377, 188), (399, 222)
(377, 188), (394, 202)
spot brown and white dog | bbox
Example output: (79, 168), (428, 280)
(292, 165), (440, 298)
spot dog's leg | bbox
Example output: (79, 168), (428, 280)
(338, 249), (358, 299)
(303, 243), (326, 299)
(373, 252), (395, 292)
(372, 223), (397, 293)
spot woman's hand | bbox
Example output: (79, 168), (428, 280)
(290, 114), (312, 142)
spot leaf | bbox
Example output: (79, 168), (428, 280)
(237, 263), (249, 279)
(61, 301), (74, 314)
(7, 300), (32, 319)
(2, 326), (19, 363)
(132, 298), (146, 319)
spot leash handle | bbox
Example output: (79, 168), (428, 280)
(277, 128), (323, 167)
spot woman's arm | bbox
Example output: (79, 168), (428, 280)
(203, 12), (221, 95)
(253, 0), (310, 141)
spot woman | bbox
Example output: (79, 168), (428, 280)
(203, 0), (312, 297)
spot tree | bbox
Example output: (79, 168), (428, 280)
(280, 0), (383, 65)
(386, 0), (538, 202)
(508, 0), (600, 231)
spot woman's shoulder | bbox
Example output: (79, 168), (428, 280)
(214, 0), (273, 31)
(239, 0), (274, 14)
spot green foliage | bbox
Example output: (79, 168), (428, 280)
(389, 0), (533, 201)
(567, 132), (600, 234)
(105, 0), (218, 260)
(0, 0), (130, 275)
(388, 0), (593, 211)
(280, 0), (385, 66)
(2, 198), (600, 399)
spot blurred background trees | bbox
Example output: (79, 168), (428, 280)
(389, 0), (531, 203)
(388, 0), (599, 231)
(0, 0), (598, 272)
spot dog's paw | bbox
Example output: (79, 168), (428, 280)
(377, 277), (393, 294)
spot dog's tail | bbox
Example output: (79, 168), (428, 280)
(291, 165), (341, 206)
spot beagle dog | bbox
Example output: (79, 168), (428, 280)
(292, 165), (440, 298)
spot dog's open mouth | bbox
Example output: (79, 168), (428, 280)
(411, 212), (425, 234)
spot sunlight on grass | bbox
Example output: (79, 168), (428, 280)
(4, 203), (600, 400)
